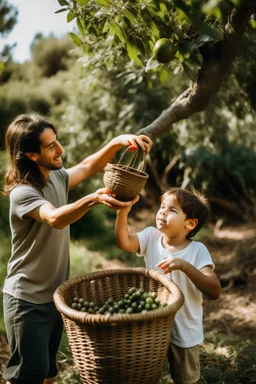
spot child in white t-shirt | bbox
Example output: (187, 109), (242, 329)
(115, 187), (221, 384)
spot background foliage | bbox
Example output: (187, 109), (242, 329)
(0, 1), (256, 382)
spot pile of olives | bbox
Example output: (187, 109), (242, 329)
(71, 286), (167, 315)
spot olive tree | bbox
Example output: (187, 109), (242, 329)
(56, 0), (256, 138)
(55, 0), (256, 220)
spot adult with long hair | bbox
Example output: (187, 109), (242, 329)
(2, 112), (152, 384)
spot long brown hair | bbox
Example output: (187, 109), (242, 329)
(3, 112), (57, 195)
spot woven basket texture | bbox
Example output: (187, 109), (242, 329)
(103, 148), (149, 201)
(54, 268), (184, 384)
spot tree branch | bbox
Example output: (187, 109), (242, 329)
(137, 2), (256, 138)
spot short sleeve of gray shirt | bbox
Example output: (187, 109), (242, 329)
(3, 168), (70, 304)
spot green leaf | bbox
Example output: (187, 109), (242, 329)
(95, 0), (111, 6)
(145, 56), (161, 72)
(58, 0), (69, 6)
(250, 19), (256, 29)
(125, 40), (143, 67)
(148, 20), (160, 39)
(173, 0), (190, 18)
(182, 34), (214, 53)
(76, 0), (89, 5)
(159, 2), (168, 14)
(155, 11), (165, 20)
(0, 61), (4, 72)
(55, 8), (69, 14)
(159, 66), (171, 84)
(126, 40), (138, 61)
(147, 5), (159, 17)
(69, 32), (83, 46)
(76, 18), (85, 35)
(110, 22), (126, 43)
(176, 7), (190, 22)
(103, 20), (110, 33)
(123, 9), (136, 24)
(182, 40), (199, 53)
(191, 16), (223, 41)
(133, 56), (144, 68)
(67, 10), (76, 23)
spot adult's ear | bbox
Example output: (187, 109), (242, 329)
(24, 152), (37, 162)
(186, 218), (198, 230)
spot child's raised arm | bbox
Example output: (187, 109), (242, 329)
(115, 197), (140, 253)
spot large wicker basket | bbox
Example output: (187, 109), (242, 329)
(103, 148), (149, 201)
(54, 268), (184, 384)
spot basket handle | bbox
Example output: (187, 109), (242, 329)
(117, 147), (147, 172)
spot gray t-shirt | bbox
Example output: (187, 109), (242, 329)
(3, 168), (70, 304)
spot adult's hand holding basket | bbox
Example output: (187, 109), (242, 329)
(103, 147), (149, 201)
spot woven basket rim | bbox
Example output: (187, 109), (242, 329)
(104, 163), (149, 179)
(53, 267), (184, 325)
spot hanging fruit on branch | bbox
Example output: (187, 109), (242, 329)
(153, 38), (177, 63)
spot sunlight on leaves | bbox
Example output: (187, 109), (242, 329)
(123, 9), (136, 24)
(76, 18), (86, 36)
(95, 0), (111, 6)
(126, 40), (138, 61)
(69, 32), (83, 46)
(76, 0), (89, 5)
(109, 22), (127, 43)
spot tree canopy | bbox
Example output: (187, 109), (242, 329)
(0, 0), (17, 34)
(56, 0), (256, 138)
(0, 0), (255, 224)
(0, 0), (17, 65)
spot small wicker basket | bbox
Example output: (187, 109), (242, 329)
(54, 268), (184, 384)
(103, 148), (149, 201)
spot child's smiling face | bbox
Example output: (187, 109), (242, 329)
(156, 194), (189, 237)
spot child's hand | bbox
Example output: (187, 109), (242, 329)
(157, 258), (189, 274)
(117, 195), (140, 213)
(93, 189), (140, 211)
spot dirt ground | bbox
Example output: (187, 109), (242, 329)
(0, 221), (255, 383)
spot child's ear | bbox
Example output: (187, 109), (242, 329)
(186, 218), (198, 230)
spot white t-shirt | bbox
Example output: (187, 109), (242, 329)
(137, 226), (214, 348)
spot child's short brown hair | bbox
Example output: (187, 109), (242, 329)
(162, 187), (210, 239)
